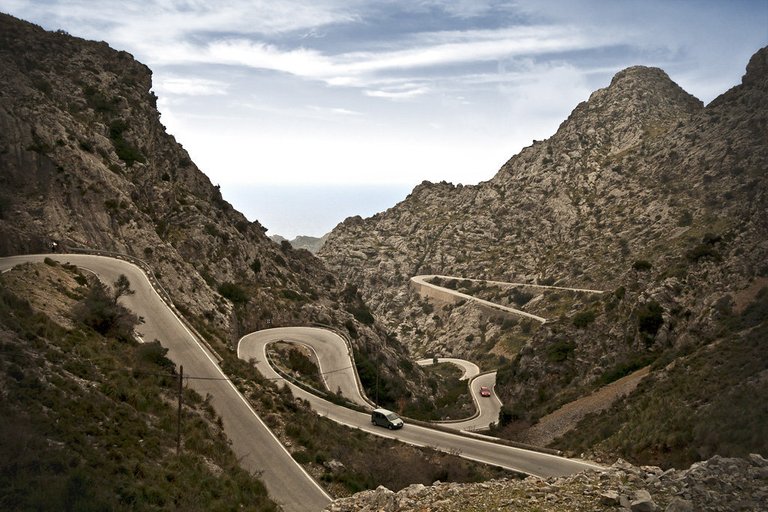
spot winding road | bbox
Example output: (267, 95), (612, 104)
(411, 274), (605, 324)
(415, 358), (502, 432)
(0, 255), (331, 512)
(1, 254), (604, 512)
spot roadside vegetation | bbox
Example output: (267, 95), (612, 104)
(0, 262), (277, 511)
(268, 341), (475, 424)
(402, 362), (473, 421)
(266, 341), (325, 391)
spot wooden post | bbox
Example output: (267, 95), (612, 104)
(177, 365), (183, 455)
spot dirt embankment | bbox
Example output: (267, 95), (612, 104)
(516, 366), (650, 447)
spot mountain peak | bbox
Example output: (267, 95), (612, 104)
(534, 63), (704, 160)
(605, 65), (702, 110)
(609, 65), (673, 86)
(743, 46), (768, 89)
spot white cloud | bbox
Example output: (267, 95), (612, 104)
(307, 105), (362, 116)
(136, 24), (608, 94)
(34, 0), (359, 40)
(153, 76), (229, 96)
(364, 83), (430, 100)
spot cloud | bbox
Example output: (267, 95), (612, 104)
(139, 24), (608, 92)
(365, 86), (430, 100)
(29, 0), (359, 40)
(153, 76), (229, 96)
(307, 105), (362, 116)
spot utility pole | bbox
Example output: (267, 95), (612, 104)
(177, 365), (183, 455)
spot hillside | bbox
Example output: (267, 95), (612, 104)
(0, 260), (279, 511)
(0, 13), (425, 407)
(320, 48), (768, 466)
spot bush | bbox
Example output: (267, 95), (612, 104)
(547, 340), (576, 362)
(108, 119), (145, 166)
(686, 244), (721, 263)
(74, 279), (139, 342)
(217, 282), (248, 304)
(135, 341), (175, 372)
(572, 310), (596, 328)
(633, 260), (653, 271)
(638, 301), (664, 338)
(510, 288), (534, 307)
(498, 406), (514, 427)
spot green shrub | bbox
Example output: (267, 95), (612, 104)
(686, 244), (721, 263)
(547, 340), (576, 362)
(498, 406), (514, 426)
(598, 355), (654, 385)
(638, 301), (664, 338)
(632, 260), (653, 271)
(135, 341), (175, 372)
(510, 288), (534, 307)
(74, 279), (139, 342)
(572, 310), (596, 328)
(217, 282), (248, 304)
(108, 119), (145, 166)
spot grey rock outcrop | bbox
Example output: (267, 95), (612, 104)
(326, 455), (768, 511)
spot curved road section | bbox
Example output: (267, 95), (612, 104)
(411, 275), (605, 324)
(0, 255), (331, 512)
(241, 327), (371, 408)
(415, 358), (502, 432)
(239, 328), (602, 478)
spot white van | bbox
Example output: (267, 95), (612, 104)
(371, 408), (404, 430)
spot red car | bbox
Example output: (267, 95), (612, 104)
(479, 386), (492, 397)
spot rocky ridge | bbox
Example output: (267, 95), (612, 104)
(326, 454), (768, 512)
(270, 233), (329, 254)
(319, 48), (768, 463)
(0, 13), (426, 402)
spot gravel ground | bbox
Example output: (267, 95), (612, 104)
(326, 454), (768, 512)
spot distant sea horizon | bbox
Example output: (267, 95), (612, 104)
(221, 183), (416, 240)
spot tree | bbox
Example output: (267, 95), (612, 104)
(75, 278), (139, 342)
(112, 274), (135, 304)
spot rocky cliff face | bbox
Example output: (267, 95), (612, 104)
(320, 48), (768, 462)
(0, 13), (424, 399)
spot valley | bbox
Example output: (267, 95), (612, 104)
(0, 11), (766, 512)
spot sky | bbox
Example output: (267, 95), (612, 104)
(3, 1), (767, 237)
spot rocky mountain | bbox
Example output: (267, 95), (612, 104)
(270, 233), (329, 254)
(0, 13), (425, 404)
(320, 48), (768, 465)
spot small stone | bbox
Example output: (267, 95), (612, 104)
(664, 497), (693, 512)
(600, 490), (620, 506)
(630, 489), (657, 512)
(749, 453), (768, 467)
